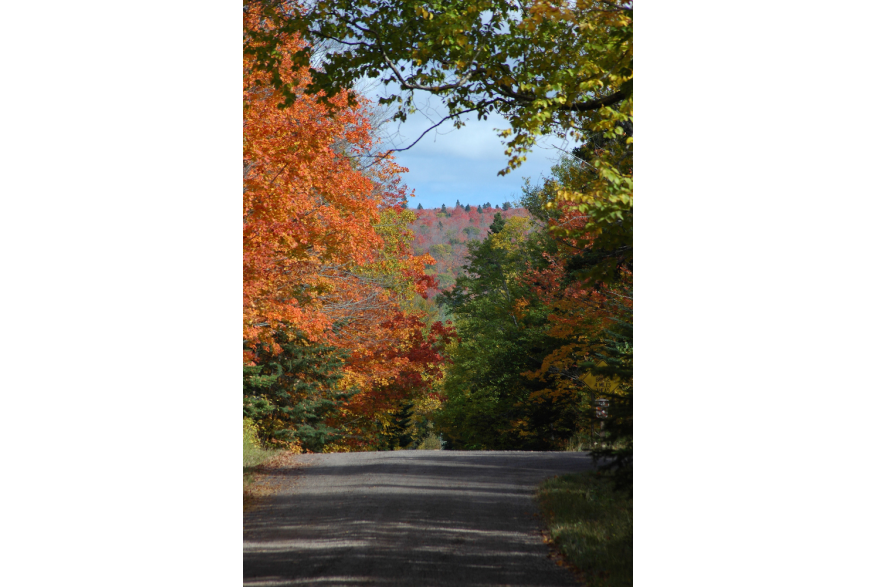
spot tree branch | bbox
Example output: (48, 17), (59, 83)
(355, 99), (504, 167)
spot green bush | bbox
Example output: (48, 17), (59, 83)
(244, 417), (278, 471)
(244, 417), (261, 449)
(417, 433), (442, 450)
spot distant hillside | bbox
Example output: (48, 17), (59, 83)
(409, 205), (532, 298)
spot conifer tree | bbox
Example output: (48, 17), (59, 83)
(242, 363), (279, 424)
(489, 212), (506, 234)
(417, 203), (424, 210)
(379, 400), (416, 450)
(243, 330), (356, 452)
(441, 203), (447, 214)
(464, 204), (471, 212)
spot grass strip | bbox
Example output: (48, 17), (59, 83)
(536, 470), (633, 587)
(244, 441), (280, 491)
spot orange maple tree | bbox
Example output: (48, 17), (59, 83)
(243, 7), (451, 449)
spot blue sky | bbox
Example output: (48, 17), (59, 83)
(362, 84), (567, 210)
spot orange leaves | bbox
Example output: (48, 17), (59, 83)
(243, 26), (388, 345)
(349, 315), (455, 425)
(243, 9), (450, 448)
(522, 247), (629, 388)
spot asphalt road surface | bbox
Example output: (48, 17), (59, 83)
(244, 450), (595, 586)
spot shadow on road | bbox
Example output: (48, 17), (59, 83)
(244, 451), (593, 587)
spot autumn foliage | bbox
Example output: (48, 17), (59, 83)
(409, 205), (531, 296)
(243, 6), (452, 450)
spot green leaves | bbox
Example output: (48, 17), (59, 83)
(244, 0), (632, 176)
(433, 215), (577, 449)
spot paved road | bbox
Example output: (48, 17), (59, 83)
(244, 450), (595, 586)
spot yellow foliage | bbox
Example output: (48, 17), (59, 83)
(243, 417), (261, 448)
(493, 216), (533, 251)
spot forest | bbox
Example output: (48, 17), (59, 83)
(410, 204), (531, 297)
(243, 0), (632, 485)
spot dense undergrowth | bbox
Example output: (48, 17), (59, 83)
(536, 470), (633, 587)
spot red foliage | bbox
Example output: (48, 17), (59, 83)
(408, 207), (533, 297)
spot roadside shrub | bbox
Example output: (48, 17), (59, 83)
(417, 433), (442, 450)
(244, 417), (261, 449)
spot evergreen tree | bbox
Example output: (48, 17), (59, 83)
(489, 212), (506, 234)
(456, 199), (461, 207)
(441, 203), (447, 214)
(379, 400), (416, 450)
(502, 201), (512, 210)
(477, 205), (483, 213)
(464, 204), (471, 212)
(242, 364), (279, 425)
(243, 330), (356, 452)
(417, 203), (424, 210)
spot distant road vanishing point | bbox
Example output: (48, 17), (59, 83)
(244, 450), (595, 587)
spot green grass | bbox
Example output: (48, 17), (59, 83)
(244, 443), (280, 490)
(536, 470), (633, 587)
(243, 449), (279, 490)
(243, 418), (279, 491)
(243, 441), (280, 511)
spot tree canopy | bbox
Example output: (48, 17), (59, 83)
(245, 1), (631, 170)
(244, 0), (632, 274)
